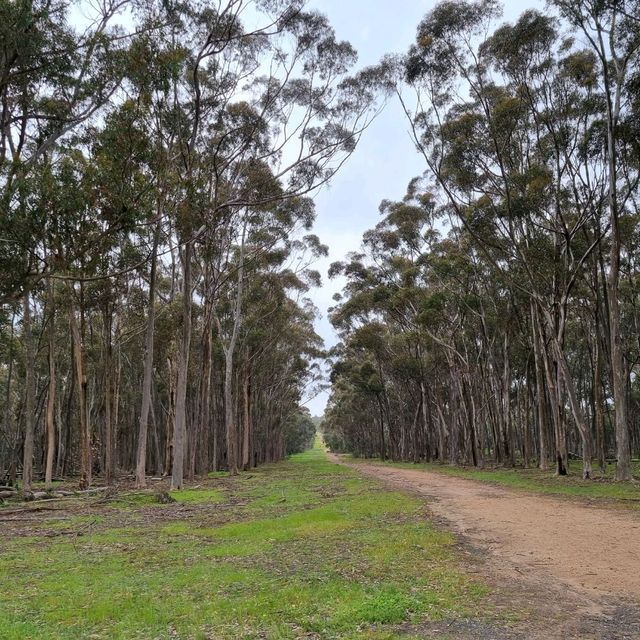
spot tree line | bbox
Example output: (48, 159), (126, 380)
(0, 0), (382, 491)
(324, 0), (640, 480)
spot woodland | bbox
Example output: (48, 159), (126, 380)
(324, 0), (640, 482)
(3, 2), (640, 639)
(1, 0), (640, 499)
(0, 0), (375, 492)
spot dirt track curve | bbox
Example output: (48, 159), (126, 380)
(336, 456), (640, 639)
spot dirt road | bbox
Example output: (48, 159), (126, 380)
(339, 457), (640, 639)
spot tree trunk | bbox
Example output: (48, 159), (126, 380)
(609, 287), (631, 480)
(503, 333), (515, 467)
(593, 337), (606, 474)
(602, 46), (631, 481)
(198, 313), (213, 473)
(21, 291), (35, 493)
(45, 281), (56, 490)
(3, 311), (15, 485)
(224, 351), (238, 474)
(103, 301), (114, 485)
(376, 393), (386, 461)
(242, 366), (251, 471)
(70, 295), (91, 490)
(172, 240), (193, 490)
(536, 307), (567, 475)
(222, 218), (247, 476)
(135, 220), (160, 488)
(531, 302), (548, 470)
(542, 306), (593, 479)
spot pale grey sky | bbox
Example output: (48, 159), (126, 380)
(305, 0), (543, 416)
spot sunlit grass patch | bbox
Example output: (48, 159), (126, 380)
(170, 488), (225, 504)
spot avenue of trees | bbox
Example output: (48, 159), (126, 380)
(0, 0), (382, 491)
(3, 0), (639, 491)
(324, 0), (640, 480)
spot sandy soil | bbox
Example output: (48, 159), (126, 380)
(336, 456), (640, 639)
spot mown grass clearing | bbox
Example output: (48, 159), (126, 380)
(0, 444), (492, 640)
(355, 457), (640, 506)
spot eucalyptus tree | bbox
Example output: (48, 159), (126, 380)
(0, 0), (138, 303)
(242, 268), (325, 466)
(130, 0), (383, 488)
(397, 1), (627, 477)
(549, 0), (640, 479)
(326, 0), (640, 479)
(328, 179), (495, 466)
(213, 197), (325, 473)
(0, 0), (383, 489)
(0, 0), (139, 491)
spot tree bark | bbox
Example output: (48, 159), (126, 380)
(70, 294), (91, 490)
(602, 25), (632, 481)
(103, 300), (114, 485)
(242, 366), (251, 471)
(536, 306), (567, 475)
(593, 337), (606, 474)
(135, 220), (160, 488)
(171, 240), (193, 489)
(222, 218), (247, 476)
(45, 281), (56, 490)
(21, 291), (35, 493)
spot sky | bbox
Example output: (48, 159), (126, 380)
(303, 0), (543, 416)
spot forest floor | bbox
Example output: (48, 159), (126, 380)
(339, 455), (640, 640)
(1, 443), (508, 640)
(4, 447), (640, 639)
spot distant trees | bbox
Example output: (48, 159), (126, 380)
(284, 409), (317, 455)
(325, 1), (640, 479)
(0, 0), (380, 489)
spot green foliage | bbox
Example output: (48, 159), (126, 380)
(284, 409), (316, 455)
(327, 0), (640, 482)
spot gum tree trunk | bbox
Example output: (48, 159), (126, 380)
(21, 291), (35, 493)
(70, 292), (90, 489)
(45, 281), (56, 490)
(135, 220), (160, 488)
(172, 241), (193, 490)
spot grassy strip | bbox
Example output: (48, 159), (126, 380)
(0, 444), (489, 640)
(355, 457), (640, 505)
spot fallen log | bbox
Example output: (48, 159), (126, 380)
(0, 485), (113, 506)
(0, 505), (60, 516)
(31, 491), (55, 500)
(74, 486), (111, 495)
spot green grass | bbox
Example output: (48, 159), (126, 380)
(0, 443), (489, 640)
(207, 470), (229, 478)
(365, 458), (640, 505)
(170, 488), (225, 504)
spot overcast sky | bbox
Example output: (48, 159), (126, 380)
(304, 0), (543, 416)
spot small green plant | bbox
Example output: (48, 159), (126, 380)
(207, 470), (230, 478)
